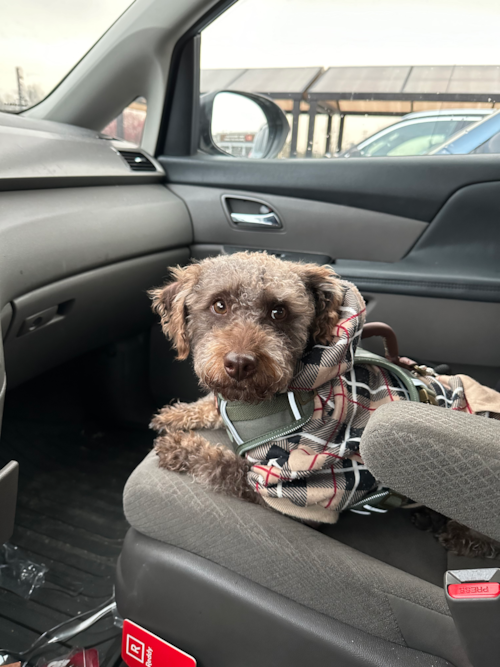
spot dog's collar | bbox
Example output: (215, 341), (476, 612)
(217, 390), (315, 457)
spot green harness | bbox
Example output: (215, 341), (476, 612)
(218, 348), (436, 455)
(218, 349), (437, 512)
(218, 389), (316, 457)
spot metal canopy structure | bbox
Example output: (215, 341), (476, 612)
(200, 69), (246, 94)
(310, 66), (411, 96)
(308, 65), (500, 102)
(306, 66), (500, 156)
(201, 66), (500, 157)
(225, 67), (322, 98)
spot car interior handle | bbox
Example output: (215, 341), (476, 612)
(230, 211), (282, 228)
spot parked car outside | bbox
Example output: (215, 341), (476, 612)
(340, 109), (494, 158)
(430, 108), (500, 154)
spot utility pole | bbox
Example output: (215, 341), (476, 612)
(16, 67), (26, 109)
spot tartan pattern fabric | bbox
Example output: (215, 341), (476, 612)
(245, 281), (499, 523)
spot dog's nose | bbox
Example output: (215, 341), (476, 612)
(223, 352), (257, 381)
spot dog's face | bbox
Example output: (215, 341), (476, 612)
(150, 253), (343, 402)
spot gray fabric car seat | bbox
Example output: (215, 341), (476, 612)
(361, 402), (500, 542)
(116, 407), (500, 667)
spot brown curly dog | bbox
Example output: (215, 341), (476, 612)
(149, 251), (498, 559)
(149, 252), (342, 505)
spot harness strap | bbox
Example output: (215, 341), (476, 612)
(218, 390), (315, 457)
(353, 348), (422, 402)
(348, 488), (410, 512)
(354, 348), (438, 405)
(219, 349), (437, 463)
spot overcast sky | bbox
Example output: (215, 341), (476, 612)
(2, 0), (500, 106)
(202, 0), (500, 68)
(0, 0), (133, 103)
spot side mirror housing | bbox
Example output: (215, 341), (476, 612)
(199, 90), (289, 159)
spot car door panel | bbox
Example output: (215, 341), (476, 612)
(169, 184), (427, 262)
(363, 292), (500, 368)
(161, 154), (500, 220)
(162, 155), (500, 376)
(336, 181), (500, 303)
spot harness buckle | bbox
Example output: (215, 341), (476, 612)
(417, 386), (438, 405)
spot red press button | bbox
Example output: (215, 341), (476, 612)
(448, 582), (500, 599)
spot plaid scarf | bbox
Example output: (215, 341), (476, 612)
(245, 280), (499, 523)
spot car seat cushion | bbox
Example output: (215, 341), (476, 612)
(360, 402), (500, 542)
(123, 436), (452, 647)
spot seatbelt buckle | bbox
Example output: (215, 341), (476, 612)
(445, 568), (500, 667)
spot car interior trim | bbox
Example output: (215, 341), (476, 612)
(0, 112), (165, 190)
(25, 0), (226, 154)
(169, 184), (428, 262)
(0, 185), (191, 304)
(3, 248), (189, 388)
(161, 154), (500, 221)
(156, 0), (238, 156)
(363, 291), (500, 367)
(116, 529), (454, 667)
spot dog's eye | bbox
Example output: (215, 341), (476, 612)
(270, 305), (287, 321)
(212, 299), (228, 315)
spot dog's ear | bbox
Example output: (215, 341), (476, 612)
(295, 264), (344, 344)
(149, 263), (201, 360)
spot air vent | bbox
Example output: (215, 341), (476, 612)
(118, 150), (156, 172)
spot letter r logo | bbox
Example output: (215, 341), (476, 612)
(126, 635), (145, 663)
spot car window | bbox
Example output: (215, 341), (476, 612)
(0, 0), (135, 113)
(357, 120), (463, 157)
(200, 0), (500, 159)
(101, 97), (147, 146)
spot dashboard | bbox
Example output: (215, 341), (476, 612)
(0, 112), (192, 428)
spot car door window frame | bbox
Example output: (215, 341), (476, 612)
(155, 0), (237, 158)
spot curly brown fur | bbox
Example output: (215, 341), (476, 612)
(438, 521), (500, 559)
(150, 394), (222, 434)
(149, 252), (344, 502)
(154, 430), (264, 504)
(412, 507), (500, 559)
(150, 252), (343, 403)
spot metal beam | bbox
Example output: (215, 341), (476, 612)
(289, 99), (300, 158)
(325, 113), (333, 156)
(336, 114), (345, 154)
(305, 100), (317, 158)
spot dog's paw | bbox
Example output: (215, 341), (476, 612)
(150, 398), (223, 433)
(438, 520), (500, 559)
(149, 417), (165, 433)
(149, 403), (193, 433)
(151, 400), (223, 432)
(154, 431), (194, 472)
(410, 507), (447, 533)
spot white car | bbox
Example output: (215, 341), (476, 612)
(341, 109), (494, 157)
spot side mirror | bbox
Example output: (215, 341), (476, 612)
(199, 91), (290, 159)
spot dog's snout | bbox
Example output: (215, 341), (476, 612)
(223, 352), (257, 381)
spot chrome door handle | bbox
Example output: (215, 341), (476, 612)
(230, 212), (282, 228)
